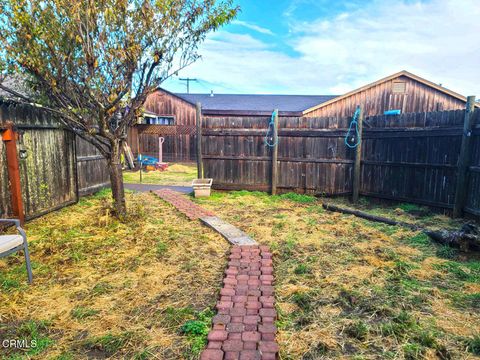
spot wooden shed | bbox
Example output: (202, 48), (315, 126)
(128, 89), (336, 162)
(303, 70), (474, 117)
(129, 71), (476, 162)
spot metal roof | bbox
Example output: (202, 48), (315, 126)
(174, 93), (338, 116)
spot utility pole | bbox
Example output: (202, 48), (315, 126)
(179, 78), (197, 94)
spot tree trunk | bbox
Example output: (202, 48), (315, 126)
(108, 140), (127, 218)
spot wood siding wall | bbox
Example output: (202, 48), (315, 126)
(137, 90), (198, 161)
(202, 110), (480, 217)
(144, 90), (197, 125)
(0, 101), (109, 220)
(304, 76), (466, 118)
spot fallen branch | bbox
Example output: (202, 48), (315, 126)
(424, 224), (480, 252)
(322, 203), (480, 251)
(322, 203), (420, 230)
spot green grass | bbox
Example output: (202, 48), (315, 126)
(466, 335), (480, 355)
(71, 306), (99, 320)
(123, 163), (197, 186)
(83, 332), (135, 356)
(0, 320), (55, 358)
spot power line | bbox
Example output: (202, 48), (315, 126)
(179, 78), (197, 93)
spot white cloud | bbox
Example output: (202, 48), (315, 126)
(232, 20), (274, 36)
(166, 0), (480, 97)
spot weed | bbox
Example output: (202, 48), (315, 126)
(452, 292), (480, 309)
(13, 320), (54, 356)
(71, 307), (99, 320)
(133, 349), (154, 360)
(368, 222), (399, 235)
(294, 263), (311, 275)
(407, 233), (431, 249)
(277, 233), (298, 258)
(0, 275), (21, 291)
(403, 342), (424, 360)
(272, 221), (286, 235)
(179, 309), (214, 359)
(381, 311), (418, 339)
(398, 203), (422, 213)
(160, 307), (195, 328)
(413, 329), (438, 348)
(304, 217), (317, 226)
(302, 341), (329, 358)
(306, 205), (324, 214)
(277, 192), (317, 204)
(291, 291), (316, 312)
(156, 241), (168, 257)
(390, 260), (416, 277)
(181, 259), (199, 272)
(91, 281), (113, 296)
(434, 261), (480, 283)
(436, 246), (458, 260)
(466, 335), (480, 355)
(181, 320), (209, 336)
(83, 332), (134, 356)
(345, 320), (369, 340)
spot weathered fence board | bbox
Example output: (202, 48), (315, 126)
(19, 128), (77, 218)
(76, 137), (110, 196)
(465, 111), (480, 216)
(202, 116), (354, 195)
(0, 100), (109, 219)
(202, 109), (480, 217)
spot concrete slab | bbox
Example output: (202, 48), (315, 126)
(201, 216), (257, 245)
(125, 183), (192, 194)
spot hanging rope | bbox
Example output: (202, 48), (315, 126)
(264, 109), (278, 147)
(345, 106), (361, 149)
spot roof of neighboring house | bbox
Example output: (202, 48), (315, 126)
(303, 70), (478, 114)
(173, 92), (338, 116)
(0, 74), (35, 101)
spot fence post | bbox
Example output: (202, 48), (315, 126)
(453, 96), (476, 218)
(271, 109), (279, 195)
(352, 105), (364, 203)
(2, 122), (25, 225)
(196, 102), (203, 179)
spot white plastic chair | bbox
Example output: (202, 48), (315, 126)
(0, 219), (32, 283)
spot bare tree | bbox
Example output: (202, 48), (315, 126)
(0, 0), (238, 217)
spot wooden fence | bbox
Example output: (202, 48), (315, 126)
(0, 100), (109, 220)
(202, 108), (480, 217)
(127, 125), (197, 162)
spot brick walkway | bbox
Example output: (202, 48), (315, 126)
(152, 189), (279, 359)
(201, 245), (278, 360)
(152, 189), (215, 220)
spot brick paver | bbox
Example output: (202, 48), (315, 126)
(152, 189), (278, 359)
(201, 245), (278, 360)
(153, 189), (215, 220)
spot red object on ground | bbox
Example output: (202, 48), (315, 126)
(156, 163), (169, 171)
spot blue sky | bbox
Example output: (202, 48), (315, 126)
(163, 0), (480, 97)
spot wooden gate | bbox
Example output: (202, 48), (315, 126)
(0, 100), (110, 220)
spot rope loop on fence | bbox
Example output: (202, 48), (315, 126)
(264, 109), (278, 147)
(345, 106), (361, 149)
